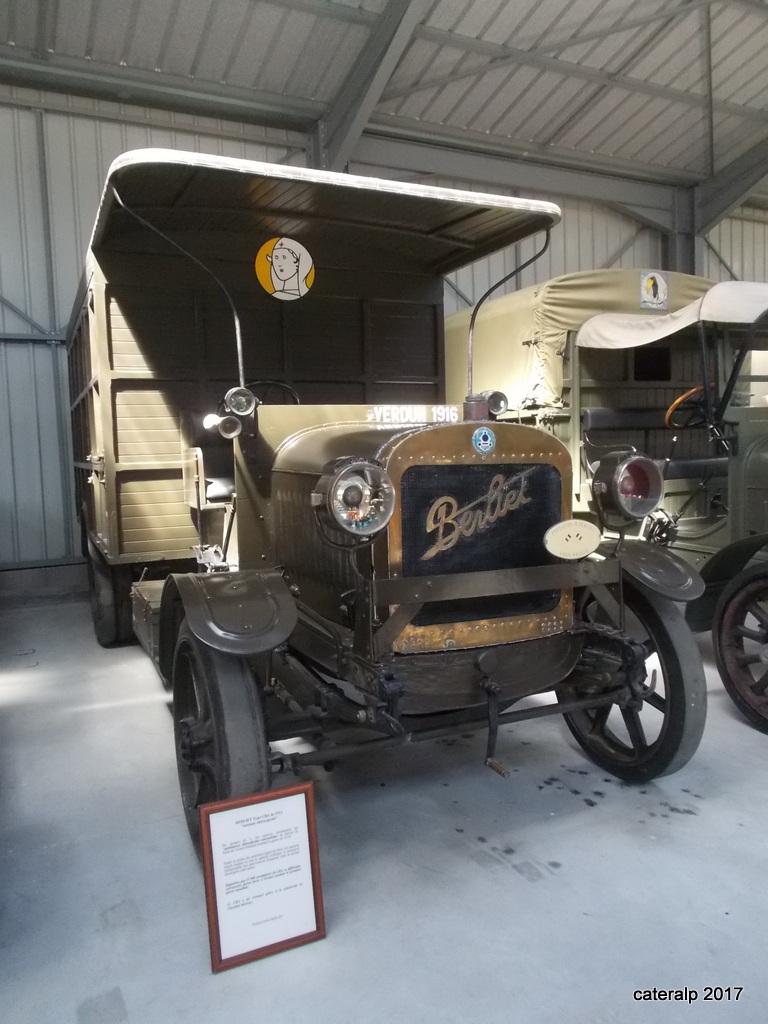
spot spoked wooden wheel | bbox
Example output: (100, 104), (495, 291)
(172, 620), (271, 851)
(559, 580), (707, 781)
(713, 564), (768, 733)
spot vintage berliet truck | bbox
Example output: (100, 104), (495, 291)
(69, 150), (707, 848)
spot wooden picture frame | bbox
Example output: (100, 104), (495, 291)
(199, 781), (325, 972)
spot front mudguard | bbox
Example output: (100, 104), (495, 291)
(598, 540), (705, 603)
(158, 569), (298, 683)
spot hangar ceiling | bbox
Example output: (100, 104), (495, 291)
(1, 0), (768, 238)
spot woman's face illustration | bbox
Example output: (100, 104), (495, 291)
(270, 248), (299, 281)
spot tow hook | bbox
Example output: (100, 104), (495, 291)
(477, 650), (510, 778)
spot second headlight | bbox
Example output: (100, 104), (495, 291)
(592, 452), (664, 520)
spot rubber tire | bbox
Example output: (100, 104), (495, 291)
(86, 542), (134, 647)
(172, 620), (271, 852)
(712, 563), (768, 733)
(560, 580), (707, 782)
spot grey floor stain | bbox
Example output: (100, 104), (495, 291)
(76, 987), (128, 1024)
(661, 802), (697, 816)
(513, 861), (545, 882)
(100, 899), (142, 931)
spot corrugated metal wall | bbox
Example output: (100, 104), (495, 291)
(703, 208), (768, 283)
(0, 342), (75, 565)
(0, 85), (766, 566)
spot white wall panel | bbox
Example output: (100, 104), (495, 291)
(0, 341), (76, 566)
(703, 208), (768, 283)
(0, 105), (49, 335)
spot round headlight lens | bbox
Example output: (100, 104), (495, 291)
(315, 460), (395, 537)
(224, 386), (257, 416)
(593, 453), (664, 520)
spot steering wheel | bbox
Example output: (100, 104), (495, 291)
(664, 385), (709, 429)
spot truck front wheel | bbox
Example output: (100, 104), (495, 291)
(172, 620), (272, 852)
(559, 581), (707, 781)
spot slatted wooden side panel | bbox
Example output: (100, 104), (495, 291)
(112, 387), (192, 463)
(116, 472), (198, 557)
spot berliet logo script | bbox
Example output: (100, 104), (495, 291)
(421, 470), (534, 561)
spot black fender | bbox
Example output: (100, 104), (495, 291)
(685, 534), (768, 632)
(598, 540), (704, 602)
(158, 569), (298, 683)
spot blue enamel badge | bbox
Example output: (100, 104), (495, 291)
(472, 426), (496, 455)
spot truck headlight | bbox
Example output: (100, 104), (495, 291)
(312, 459), (395, 537)
(224, 387), (257, 416)
(592, 453), (664, 520)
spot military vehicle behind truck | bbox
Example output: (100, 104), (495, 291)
(446, 269), (768, 731)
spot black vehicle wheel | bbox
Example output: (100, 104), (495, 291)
(712, 563), (768, 733)
(559, 580), (707, 782)
(86, 540), (133, 647)
(172, 620), (271, 851)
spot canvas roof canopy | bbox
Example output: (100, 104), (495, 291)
(445, 268), (712, 407)
(577, 281), (768, 349)
(89, 149), (561, 278)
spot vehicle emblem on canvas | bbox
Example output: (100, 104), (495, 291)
(640, 270), (668, 309)
(421, 470), (533, 561)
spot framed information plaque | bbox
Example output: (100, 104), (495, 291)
(199, 781), (325, 972)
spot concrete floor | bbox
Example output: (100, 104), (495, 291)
(0, 568), (764, 1024)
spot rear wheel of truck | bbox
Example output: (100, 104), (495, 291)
(559, 580), (707, 782)
(172, 620), (272, 852)
(712, 563), (768, 734)
(86, 540), (134, 647)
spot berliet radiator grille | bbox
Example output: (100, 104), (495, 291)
(399, 462), (562, 626)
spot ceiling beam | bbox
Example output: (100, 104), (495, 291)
(385, 25), (768, 128)
(364, 113), (700, 186)
(667, 188), (697, 273)
(533, 0), (715, 53)
(353, 133), (678, 232)
(538, 0), (703, 149)
(695, 138), (768, 233)
(0, 83), (308, 153)
(0, 46), (324, 131)
(311, 0), (430, 171)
